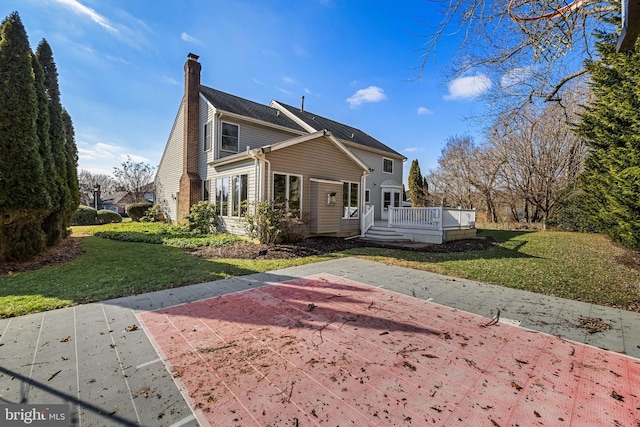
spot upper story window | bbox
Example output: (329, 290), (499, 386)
(221, 122), (239, 152)
(204, 121), (212, 151)
(383, 157), (394, 174)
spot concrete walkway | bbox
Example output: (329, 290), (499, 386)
(1, 257), (639, 426)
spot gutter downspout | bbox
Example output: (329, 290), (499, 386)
(346, 168), (371, 240)
(256, 147), (271, 201)
(360, 169), (370, 237)
(248, 150), (261, 205)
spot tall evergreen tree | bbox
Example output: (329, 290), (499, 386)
(32, 53), (54, 212)
(0, 12), (48, 260)
(576, 24), (640, 250)
(62, 108), (80, 227)
(408, 159), (429, 207)
(37, 38), (72, 246)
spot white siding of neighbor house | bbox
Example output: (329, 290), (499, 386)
(347, 145), (404, 219)
(155, 100), (185, 222)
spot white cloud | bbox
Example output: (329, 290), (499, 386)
(417, 107), (432, 115)
(346, 86), (387, 108)
(444, 75), (492, 100)
(162, 76), (180, 86)
(180, 32), (204, 46)
(78, 142), (123, 162)
(275, 86), (293, 95)
(122, 153), (151, 163)
(106, 55), (129, 65)
(53, 0), (117, 32)
(282, 76), (296, 84)
(403, 147), (421, 153)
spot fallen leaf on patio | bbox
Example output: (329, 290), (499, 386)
(610, 390), (624, 401)
(403, 361), (416, 371)
(60, 336), (71, 342)
(125, 325), (139, 332)
(511, 381), (523, 391)
(515, 358), (529, 365)
(534, 410), (541, 418)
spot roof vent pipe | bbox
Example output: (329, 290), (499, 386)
(301, 95), (305, 112)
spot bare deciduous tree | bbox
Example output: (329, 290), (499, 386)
(77, 169), (117, 207)
(112, 156), (155, 203)
(488, 88), (589, 224)
(416, 0), (618, 107)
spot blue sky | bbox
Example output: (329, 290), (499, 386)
(3, 0), (492, 182)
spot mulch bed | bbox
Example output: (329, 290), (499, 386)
(189, 236), (500, 260)
(0, 236), (85, 276)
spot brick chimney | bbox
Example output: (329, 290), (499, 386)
(178, 53), (202, 221)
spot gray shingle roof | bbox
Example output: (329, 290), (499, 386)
(199, 86), (307, 132)
(199, 85), (403, 158)
(275, 101), (404, 158)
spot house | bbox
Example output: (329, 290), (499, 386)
(101, 184), (155, 215)
(155, 53), (406, 237)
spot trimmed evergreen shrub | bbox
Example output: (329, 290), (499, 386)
(126, 202), (153, 222)
(97, 210), (122, 224)
(72, 206), (99, 226)
(184, 201), (219, 233)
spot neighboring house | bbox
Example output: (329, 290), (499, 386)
(102, 184), (155, 215)
(155, 53), (406, 237)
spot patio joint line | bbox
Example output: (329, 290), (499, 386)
(99, 304), (142, 425)
(73, 307), (82, 427)
(168, 414), (197, 427)
(25, 312), (45, 402)
(135, 358), (161, 370)
(0, 317), (11, 345)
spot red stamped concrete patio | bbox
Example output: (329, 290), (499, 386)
(137, 273), (640, 426)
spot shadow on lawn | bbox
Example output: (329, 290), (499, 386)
(341, 229), (538, 263)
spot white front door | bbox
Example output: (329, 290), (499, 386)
(381, 189), (401, 220)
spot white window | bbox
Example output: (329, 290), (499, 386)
(383, 157), (394, 174)
(221, 122), (239, 152)
(204, 121), (212, 151)
(203, 179), (210, 202)
(232, 174), (248, 216)
(216, 177), (229, 216)
(273, 173), (301, 217)
(342, 181), (359, 219)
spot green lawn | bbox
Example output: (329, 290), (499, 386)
(343, 230), (640, 310)
(1, 224), (639, 317)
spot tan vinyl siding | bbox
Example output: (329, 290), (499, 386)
(310, 181), (342, 234)
(266, 136), (364, 235)
(155, 101), (185, 222)
(217, 118), (299, 160)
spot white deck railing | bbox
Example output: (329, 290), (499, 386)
(388, 207), (475, 230)
(362, 205), (374, 234)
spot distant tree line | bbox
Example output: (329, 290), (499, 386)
(422, 24), (640, 251)
(424, 86), (589, 228)
(0, 12), (79, 261)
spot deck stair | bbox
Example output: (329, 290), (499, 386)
(363, 225), (411, 242)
